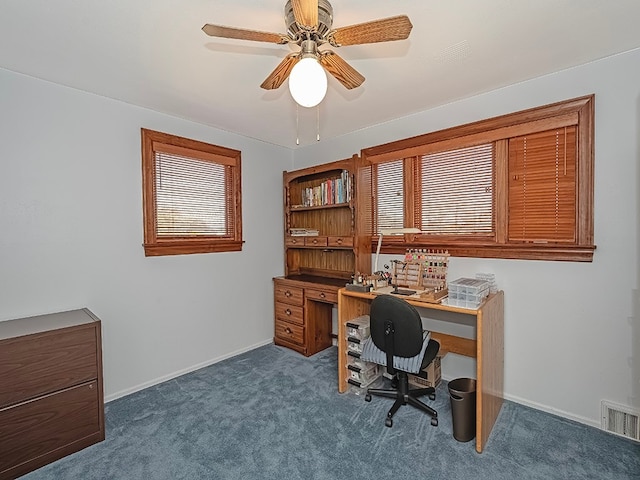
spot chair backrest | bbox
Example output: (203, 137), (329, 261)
(370, 294), (424, 359)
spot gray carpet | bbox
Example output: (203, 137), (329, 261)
(24, 344), (640, 480)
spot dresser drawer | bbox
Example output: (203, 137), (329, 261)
(274, 283), (304, 306)
(275, 301), (304, 326)
(304, 236), (328, 247)
(327, 236), (353, 248)
(0, 325), (98, 408)
(306, 287), (338, 304)
(274, 319), (305, 346)
(0, 380), (102, 479)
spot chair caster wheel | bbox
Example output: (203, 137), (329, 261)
(431, 417), (438, 427)
(429, 393), (436, 401)
(385, 418), (393, 428)
(364, 394), (372, 402)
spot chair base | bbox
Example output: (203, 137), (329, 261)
(365, 372), (438, 427)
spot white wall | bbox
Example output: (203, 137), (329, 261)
(1, 47), (638, 429)
(0, 68), (291, 400)
(294, 49), (640, 427)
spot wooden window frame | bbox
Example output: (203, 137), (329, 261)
(141, 128), (243, 256)
(361, 95), (595, 262)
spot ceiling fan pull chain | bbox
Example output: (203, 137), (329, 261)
(317, 105), (320, 142)
(296, 103), (300, 146)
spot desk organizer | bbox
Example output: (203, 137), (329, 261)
(392, 249), (450, 291)
(447, 277), (490, 309)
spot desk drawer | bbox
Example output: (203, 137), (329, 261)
(275, 301), (304, 326)
(327, 236), (353, 248)
(274, 319), (304, 346)
(274, 284), (304, 306)
(305, 288), (338, 304)
(304, 236), (328, 247)
(285, 236), (304, 247)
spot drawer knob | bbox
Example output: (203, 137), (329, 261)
(312, 239), (318, 244)
(336, 239), (343, 244)
(285, 309), (292, 316)
(285, 327), (292, 335)
(285, 291), (292, 297)
(320, 292), (326, 298)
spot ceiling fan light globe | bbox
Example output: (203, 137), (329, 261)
(288, 57), (327, 108)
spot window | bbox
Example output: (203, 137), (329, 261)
(361, 95), (594, 262)
(141, 129), (243, 256)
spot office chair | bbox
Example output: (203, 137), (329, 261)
(362, 294), (440, 427)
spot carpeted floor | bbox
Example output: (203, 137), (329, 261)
(23, 344), (640, 480)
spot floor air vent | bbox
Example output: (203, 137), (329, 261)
(601, 400), (640, 441)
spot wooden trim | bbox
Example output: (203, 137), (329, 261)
(576, 98), (595, 246)
(362, 96), (591, 160)
(141, 128), (243, 257)
(360, 95), (595, 263)
(151, 142), (239, 166)
(371, 239), (596, 262)
(494, 140), (509, 244)
(143, 240), (244, 256)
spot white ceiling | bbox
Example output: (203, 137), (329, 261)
(2, 1), (640, 149)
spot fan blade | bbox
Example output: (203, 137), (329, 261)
(202, 24), (289, 44)
(260, 54), (300, 90)
(319, 51), (365, 90)
(329, 15), (413, 46)
(292, 0), (318, 30)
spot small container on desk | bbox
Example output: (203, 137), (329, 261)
(447, 278), (490, 309)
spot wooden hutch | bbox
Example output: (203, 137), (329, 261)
(273, 155), (371, 356)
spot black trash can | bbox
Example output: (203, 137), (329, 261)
(448, 377), (476, 442)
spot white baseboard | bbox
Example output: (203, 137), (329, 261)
(502, 391), (600, 429)
(104, 338), (273, 403)
(440, 373), (600, 429)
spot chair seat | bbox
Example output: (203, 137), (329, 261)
(361, 331), (432, 374)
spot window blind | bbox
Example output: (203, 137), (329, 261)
(418, 144), (494, 235)
(374, 159), (404, 232)
(155, 152), (233, 237)
(508, 126), (577, 243)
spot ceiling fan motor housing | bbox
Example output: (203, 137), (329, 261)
(285, 0), (334, 41)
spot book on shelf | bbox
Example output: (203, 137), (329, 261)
(298, 170), (352, 207)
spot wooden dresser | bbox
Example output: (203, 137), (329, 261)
(0, 308), (105, 480)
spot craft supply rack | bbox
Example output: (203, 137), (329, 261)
(392, 249), (450, 291)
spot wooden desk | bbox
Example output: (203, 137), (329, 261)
(338, 288), (504, 453)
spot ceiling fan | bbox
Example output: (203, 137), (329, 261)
(202, 0), (412, 106)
